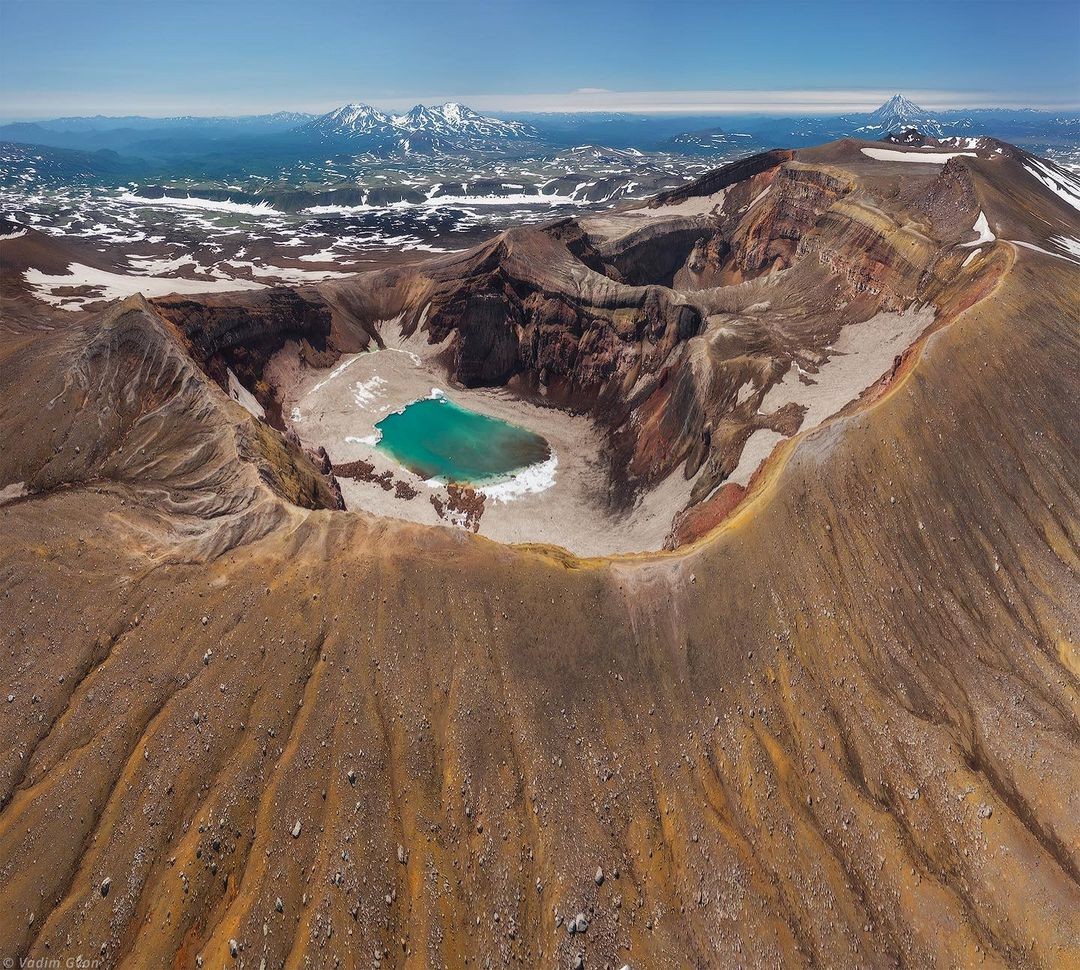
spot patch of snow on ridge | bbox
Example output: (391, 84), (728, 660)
(304, 191), (588, 212)
(306, 353), (364, 396)
(1021, 157), (1080, 212)
(224, 260), (354, 282)
(424, 191), (586, 207)
(940, 137), (984, 150)
(116, 193), (281, 215)
(765, 307), (935, 430)
(227, 368), (266, 419)
(1051, 235), (1080, 259)
(860, 147), (977, 163)
(1008, 238), (1080, 266)
(962, 211), (995, 247)
(296, 248), (343, 263)
(303, 201), (411, 215)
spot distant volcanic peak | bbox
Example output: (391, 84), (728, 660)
(393, 103), (441, 127)
(392, 102), (473, 126)
(874, 93), (928, 119)
(316, 103), (393, 133)
(860, 93), (944, 137)
(435, 102), (473, 125)
(393, 101), (534, 138)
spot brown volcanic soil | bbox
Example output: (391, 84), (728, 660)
(0, 139), (1078, 968)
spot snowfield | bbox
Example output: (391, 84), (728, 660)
(25, 262), (265, 310)
(962, 211), (995, 247)
(1021, 157), (1080, 213)
(117, 193), (281, 215)
(860, 147), (977, 163)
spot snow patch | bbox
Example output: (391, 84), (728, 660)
(227, 368), (265, 419)
(728, 431), (785, 487)
(1050, 235), (1080, 259)
(1021, 157), (1080, 213)
(1009, 238), (1080, 266)
(306, 353), (364, 396)
(962, 211), (995, 247)
(116, 193), (281, 215)
(860, 147), (976, 163)
(225, 259), (354, 282)
(478, 453), (558, 503)
(25, 262), (265, 310)
(352, 375), (388, 408)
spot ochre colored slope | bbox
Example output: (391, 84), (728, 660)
(0, 142), (1077, 968)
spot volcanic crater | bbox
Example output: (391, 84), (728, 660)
(0, 133), (1078, 970)
(142, 138), (1031, 555)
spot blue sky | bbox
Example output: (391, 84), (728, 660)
(1, 0), (1078, 118)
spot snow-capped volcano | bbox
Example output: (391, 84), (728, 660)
(857, 94), (945, 138)
(390, 102), (531, 137)
(296, 102), (536, 152)
(312, 103), (395, 135)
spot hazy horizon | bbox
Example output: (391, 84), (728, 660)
(2, 90), (1078, 126)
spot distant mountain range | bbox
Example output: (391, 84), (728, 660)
(17, 111), (314, 133)
(297, 102), (536, 152)
(0, 96), (1076, 166)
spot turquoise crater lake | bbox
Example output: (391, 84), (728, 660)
(375, 394), (551, 485)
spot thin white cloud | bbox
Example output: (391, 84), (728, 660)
(1, 87), (1076, 121)
(446, 88), (1080, 114)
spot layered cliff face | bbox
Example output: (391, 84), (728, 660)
(1, 137), (1077, 969)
